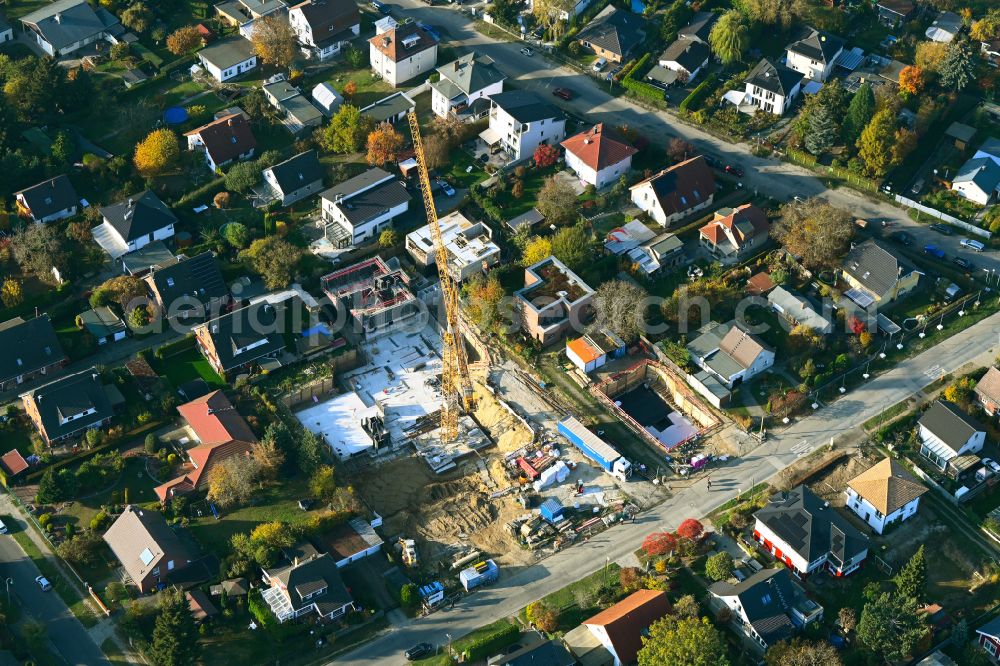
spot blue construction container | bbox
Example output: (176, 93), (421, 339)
(419, 581), (445, 606)
(459, 559), (499, 592)
(558, 416), (632, 480)
(539, 499), (564, 523)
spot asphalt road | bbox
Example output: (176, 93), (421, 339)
(0, 510), (110, 666)
(393, 0), (1000, 273)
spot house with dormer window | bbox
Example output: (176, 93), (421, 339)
(194, 299), (290, 377)
(629, 155), (716, 227)
(93, 191), (177, 259)
(21, 368), (114, 445)
(261, 551), (354, 623)
(258, 150), (324, 207)
(14, 175), (80, 224)
(784, 26), (844, 82)
(288, 0), (359, 61)
(0, 315), (67, 393)
(104, 506), (192, 593)
(368, 22), (438, 87)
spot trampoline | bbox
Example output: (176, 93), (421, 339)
(163, 106), (189, 125)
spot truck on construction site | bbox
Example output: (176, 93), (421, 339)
(459, 559), (499, 592)
(558, 416), (632, 482)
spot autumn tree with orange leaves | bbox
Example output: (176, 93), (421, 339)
(898, 65), (924, 95)
(366, 122), (405, 166)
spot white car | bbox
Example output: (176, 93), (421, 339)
(520, 47), (534, 57)
(0, 518), (7, 535)
(984, 458), (1000, 474)
(35, 576), (52, 592)
(592, 57), (607, 72)
(961, 238), (985, 252)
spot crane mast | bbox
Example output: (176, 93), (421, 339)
(407, 111), (475, 442)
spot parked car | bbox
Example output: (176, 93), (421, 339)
(923, 245), (945, 259)
(405, 643), (433, 660)
(371, 0), (390, 12)
(984, 458), (1000, 474)
(929, 223), (954, 236)
(703, 155), (723, 169)
(552, 87), (573, 100)
(911, 178), (924, 195)
(724, 164), (744, 177)
(592, 57), (607, 72)
(438, 180), (456, 196)
(953, 256), (974, 271)
(0, 518), (7, 535)
(35, 576), (51, 592)
(890, 230), (913, 246)
(961, 238), (986, 252)
(418, 23), (440, 40)
(519, 47), (534, 57)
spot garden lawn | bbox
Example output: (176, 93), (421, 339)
(58, 457), (159, 531)
(186, 476), (314, 554)
(493, 165), (557, 219)
(153, 346), (226, 390)
(534, 563), (622, 629)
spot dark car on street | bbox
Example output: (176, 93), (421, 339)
(953, 256), (974, 271)
(890, 230), (913, 246)
(405, 643), (433, 660)
(929, 223), (954, 236)
(552, 87), (573, 100)
(724, 164), (744, 177)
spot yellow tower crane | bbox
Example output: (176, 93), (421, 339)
(407, 110), (475, 442)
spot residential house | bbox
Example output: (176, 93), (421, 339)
(841, 239), (921, 308)
(488, 640), (577, 666)
(565, 330), (626, 373)
(686, 321), (774, 389)
(19, 0), (123, 57)
(215, 0), (287, 29)
(197, 35), (258, 82)
(576, 5), (647, 64)
(261, 552), (354, 623)
(579, 589), (672, 666)
(698, 203), (768, 263)
(0, 14), (12, 44)
(288, 0), (359, 61)
(753, 485), (870, 577)
(431, 54), (506, 121)
(926, 11), (962, 43)
(876, 0), (915, 25)
(917, 400), (986, 473)
(658, 38), (710, 84)
(93, 191), (177, 259)
(710, 567), (823, 649)
(154, 391), (257, 501)
(627, 233), (686, 276)
(768, 286), (833, 334)
(262, 80), (325, 135)
(560, 124), (637, 189)
(514, 256), (595, 346)
(14, 175), (79, 224)
(320, 167), (411, 248)
(187, 590), (219, 623)
(974, 138), (1000, 166)
(952, 157), (1000, 205)
(405, 211), (500, 282)
(184, 113), (257, 172)
(368, 23), (438, 87)
(359, 91), (415, 125)
(79, 306), (127, 344)
(260, 150), (324, 207)
(678, 11), (718, 44)
(975, 366), (1000, 416)
(0, 450), (29, 480)
(977, 616), (1000, 662)
(629, 155), (716, 227)
(741, 58), (803, 115)
(0, 316), (67, 393)
(103, 505), (192, 593)
(194, 299), (289, 377)
(121, 241), (177, 277)
(483, 90), (566, 162)
(983, 39), (1000, 68)
(320, 257), (421, 341)
(312, 82), (342, 115)
(785, 27), (844, 82)
(845, 457), (927, 534)
(20, 368), (114, 445)
(314, 518), (384, 567)
(144, 252), (228, 321)
(604, 219), (655, 256)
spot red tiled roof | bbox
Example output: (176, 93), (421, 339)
(177, 390), (256, 445)
(699, 203), (768, 249)
(184, 114), (257, 168)
(1, 449), (29, 476)
(561, 124), (637, 172)
(154, 439), (253, 502)
(584, 590), (672, 664)
(368, 23), (436, 62)
(746, 272), (776, 295)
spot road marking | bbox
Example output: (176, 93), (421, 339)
(923, 365), (944, 379)
(790, 439), (815, 458)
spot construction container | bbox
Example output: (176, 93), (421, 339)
(460, 559), (499, 592)
(539, 499), (565, 523)
(419, 581), (445, 607)
(558, 416), (631, 481)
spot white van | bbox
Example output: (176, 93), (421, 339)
(961, 238), (985, 252)
(592, 57), (607, 72)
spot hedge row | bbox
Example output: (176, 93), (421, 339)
(621, 53), (665, 103)
(461, 623), (519, 662)
(679, 74), (717, 114)
(153, 333), (197, 360)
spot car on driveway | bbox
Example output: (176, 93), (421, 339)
(890, 230), (913, 246)
(953, 256), (974, 271)
(724, 164), (744, 177)
(520, 47), (534, 57)
(929, 223), (954, 236)
(35, 576), (52, 592)
(405, 643), (433, 660)
(438, 180), (456, 197)
(592, 57), (607, 72)
(923, 245), (946, 259)
(552, 87), (573, 100)
(985, 458), (1000, 474)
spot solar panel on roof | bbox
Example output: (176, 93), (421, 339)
(845, 288), (875, 308)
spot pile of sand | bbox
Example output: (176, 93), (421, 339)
(473, 383), (533, 453)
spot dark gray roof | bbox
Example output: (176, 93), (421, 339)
(0, 14), (10, 32)
(489, 90), (564, 124)
(322, 167), (393, 199)
(577, 5), (646, 59)
(22, 368), (114, 440)
(321, 169), (411, 226)
(198, 35), (256, 71)
(266, 150), (323, 196)
(20, 0), (120, 51)
(436, 53), (506, 96)
(787, 26), (844, 64)
(660, 39), (710, 72)
(198, 300), (288, 372)
(918, 400), (984, 451)
(121, 241), (176, 275)
(100, 191), (177, 243)
(271, 553), (353, 613)
(678, 12), (717, 42)
(745, 58), (803, 96)
(754, 485), (868, 566)
(710, 568), (800, 646)
(954, 157), (1000, 194)
(79, 306), (126, 339)
(842, 239), (918, 297)
(978, 615), (1000, 640)
(0, 316), (66, 384)
(494, 640), (577, 666)
(294, 0), (359, 45)
(359, 92), (415, 123)
(14, 175), (79, 219)
(149, 252), (227, 315)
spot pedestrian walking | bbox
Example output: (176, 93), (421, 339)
(707, 478), (712, 490)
